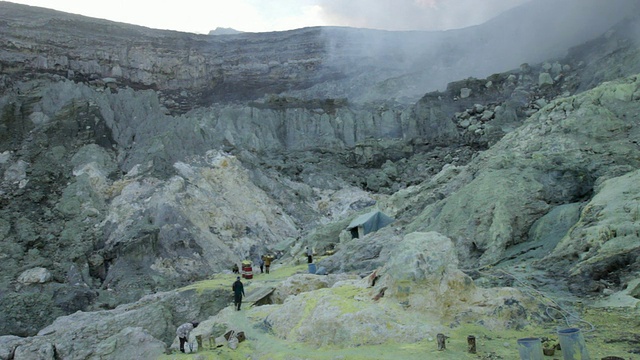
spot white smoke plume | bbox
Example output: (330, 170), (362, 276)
(310, 0), (640, 102)
(316, 0), (530, 31)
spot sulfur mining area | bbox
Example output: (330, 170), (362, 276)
(1, 0), (640, 359)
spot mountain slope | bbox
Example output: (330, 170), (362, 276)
(0, 1), (639, 354)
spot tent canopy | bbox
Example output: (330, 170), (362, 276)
(347, 210), (394, 237)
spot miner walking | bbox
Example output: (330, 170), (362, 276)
(232, 276), (245, 311)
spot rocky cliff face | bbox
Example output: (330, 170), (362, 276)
(2, 1), (638, 109)
(0, 0), (640, 352)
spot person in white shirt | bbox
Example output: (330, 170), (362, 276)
(176, 321), (199, 353)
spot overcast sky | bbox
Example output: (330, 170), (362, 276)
(6, 0), (531, 33)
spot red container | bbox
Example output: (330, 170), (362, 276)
(242, 264), (253, 279)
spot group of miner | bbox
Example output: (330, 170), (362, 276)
(176, 248), (315, 353)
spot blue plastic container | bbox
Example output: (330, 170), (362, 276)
(517, 337), (544, 360)
(308, 263), (316, 274)
(558, 328), (590, 360)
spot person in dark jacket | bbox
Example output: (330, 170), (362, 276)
(176, 321), (199, 353)
(232, 276), (245, 311)
(306, 246), (313, 263)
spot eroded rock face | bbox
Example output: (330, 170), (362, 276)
(2, 1), (637, 109)
(549, 169), (640, 286)
(99, 151), (300, 299)
(0, 0), (640, 342)
(408, 75), (640, 270)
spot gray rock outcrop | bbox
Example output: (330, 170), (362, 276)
(403, 74), (640, 274)
(16, 267), (52, 285)
(0, 287), (228, 359)
(549, 168), (640, 284)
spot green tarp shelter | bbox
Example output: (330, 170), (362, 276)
(346, 210), (394, 239)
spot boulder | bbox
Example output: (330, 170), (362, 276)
(92, 327), (166, 360)
(375, 232), (533, 328)
(534, 98), (548, 108)
(17, 268), (52, 284)
(379, 232), (460, 282)
(0, 151), (11, 164)
(13, 342), (55, 360)
(538, 72), (554, 86)
(0, 336), (23, 360)
(3, 160), (28, 184)
(271, 273), (358, 304)
(376, 232), (484, 314)
(480, 110), (495, 121)
(265, 280), (440, 347)
(551, 62), (563, 75)
(28, 112), (50, 125)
